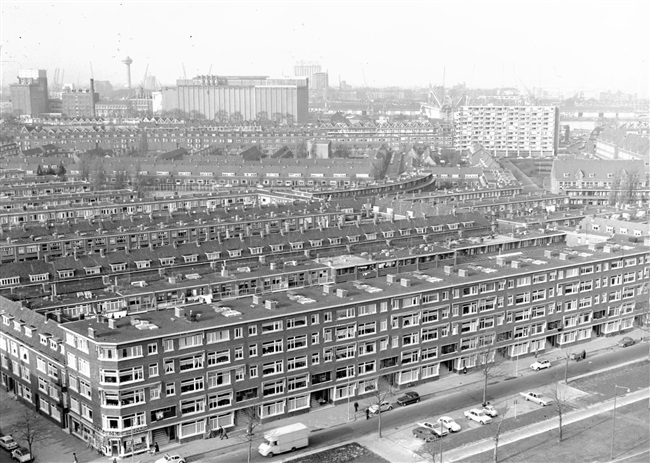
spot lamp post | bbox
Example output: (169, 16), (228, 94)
(439, 420), (444, 463)
(610, 385), (630, 460)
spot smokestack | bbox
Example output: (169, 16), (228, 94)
(90, 78), (96, 117)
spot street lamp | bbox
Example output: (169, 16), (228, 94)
(610, 385), (630, 460)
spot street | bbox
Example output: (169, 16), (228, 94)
(196, 343), (648, 462)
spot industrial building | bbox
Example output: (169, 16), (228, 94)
(61, 80), (99, 117)
(10, 70), (49, 117)
(161, 75), (309, 123)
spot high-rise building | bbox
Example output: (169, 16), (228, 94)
(313, 72), (329, 99)
(62, 80), (99, 117)
(10, 69), (49, 116)
(294, 62), (321, 84)
(454, 106), (560, 157)
(162, 75), (309, 123)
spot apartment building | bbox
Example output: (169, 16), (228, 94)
(2, 232), (648, 458)
(549, 158), (649, 206)
(455, 106), (559, 157)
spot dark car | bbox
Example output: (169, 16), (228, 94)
(397, 391), (420, 406)
(412, 427), (439, 442)
(617, 337), (635, 347)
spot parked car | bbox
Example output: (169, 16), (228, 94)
(368, 400), (393, 414)
(416, 421), (449, 437)
(481, 404), (498, 417)
(520, 391), (554, 406)
(617, 337), (635, 348)
(530, 359), (551, 371)
(436, 416), (461, 432)
(11, 447), (32, 462)
(396, 391), (420, 406)
(0, 435), (18, 451)
(464, 408), (493, 424)
(155, 454), (186, 463)
(412, 427), (439, 442)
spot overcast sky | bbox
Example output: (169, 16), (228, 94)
(1, 0), (648, 96)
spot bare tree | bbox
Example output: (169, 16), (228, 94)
(368, 375), (394, 438)
(475, 341), (499, 405)
(492, 402), (511, 463)
(418, 440), (439, 463)
(241, 406), (261, 463)
(550, 382), (571, 442)
(11, 406), (47, 459)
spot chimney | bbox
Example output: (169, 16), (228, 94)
(108, 318), (117, 329)
(87, 327), (95, 339)
(175, 307), (185, 318)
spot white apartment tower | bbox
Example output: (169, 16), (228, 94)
(454, 105), (560, 157)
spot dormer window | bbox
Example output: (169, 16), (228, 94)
(309, 239), (323, 247)
(24, 326), (34, 337)
(365, 233), (377, 240)
(270, 244), (285, 252)
(40, 334), (50, 346)
(227, 249), (242, 258)
(432, 225), (443, 232)
(382, 231), (394, 238)
(205, 252), (221, 261)
(110, 263), (127, 272)
(159, 257), (175, 266)
(290, 242), (304, 250)
(415, 227), (425, 234)
(399, 229), (411, 236)
(57, 270), (75, 279)
(84, 266), (101, 275)
(447, 223), (459, 230)
(347, 236), (360, 243)
(50, 339), (58, 350)
(182, 254), (198, 263)
(30, 273), (50, 283)
(13, 320), (23, 332)
(2, 315), (13, 326)
(135, 260), (151, 269)
(249, 247), (263, 255)
(462, 221), (475, 228)
(0, 277), (20, 286)
(328, 238), (342, 245)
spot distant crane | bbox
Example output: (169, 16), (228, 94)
(182, 63), (187, 80)
(139, 63), (149, 90)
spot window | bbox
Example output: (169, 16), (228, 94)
(208, 390), (232, 409)
(179, 353), (204, 372)
(207, 370), (231, 388)
(148, 343), (158, 355)
(262, 360), (283, 376)
(287, 335), (307, 351)
(179, 334), (203, 349)
(261, 321), (282, 333)
(180, 377), (205, 394)
(207, 350), (230, 366)
(207, 330), (230, 343)
(180, 397), (205, 415)
(262, 339), (283, 355)
(149, 363), (159, 377)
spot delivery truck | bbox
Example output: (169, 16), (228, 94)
(258, 422), (309, 457)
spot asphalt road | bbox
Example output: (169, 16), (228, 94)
(197, 343), (648, 462)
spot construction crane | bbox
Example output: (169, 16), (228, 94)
(182, 63), (187, 80)
(140, 63), (149, 90)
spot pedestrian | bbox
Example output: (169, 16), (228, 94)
(222, 427), (229, 440)
(217, 425), (223, 439)
(73, 452), (78, 463)
(154, 442), (159, 453)
(365, 408), (370, 420)
(354, 402), (359, 413)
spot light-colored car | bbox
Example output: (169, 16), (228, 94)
(520, 391), (554, 406)
(436, 416), (461, 432)
(0, 435), (18, 451)
(155, 454), (186, 463)
(368, 400), (393, 414)
(464, 408), (493, 424)
(11, 447), (32, 462)
(416, 421), (449, 436)
(530, 359), (551, 371)
(481, 404), (498, 417)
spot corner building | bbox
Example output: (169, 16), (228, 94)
(2, 232), (648, 459)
